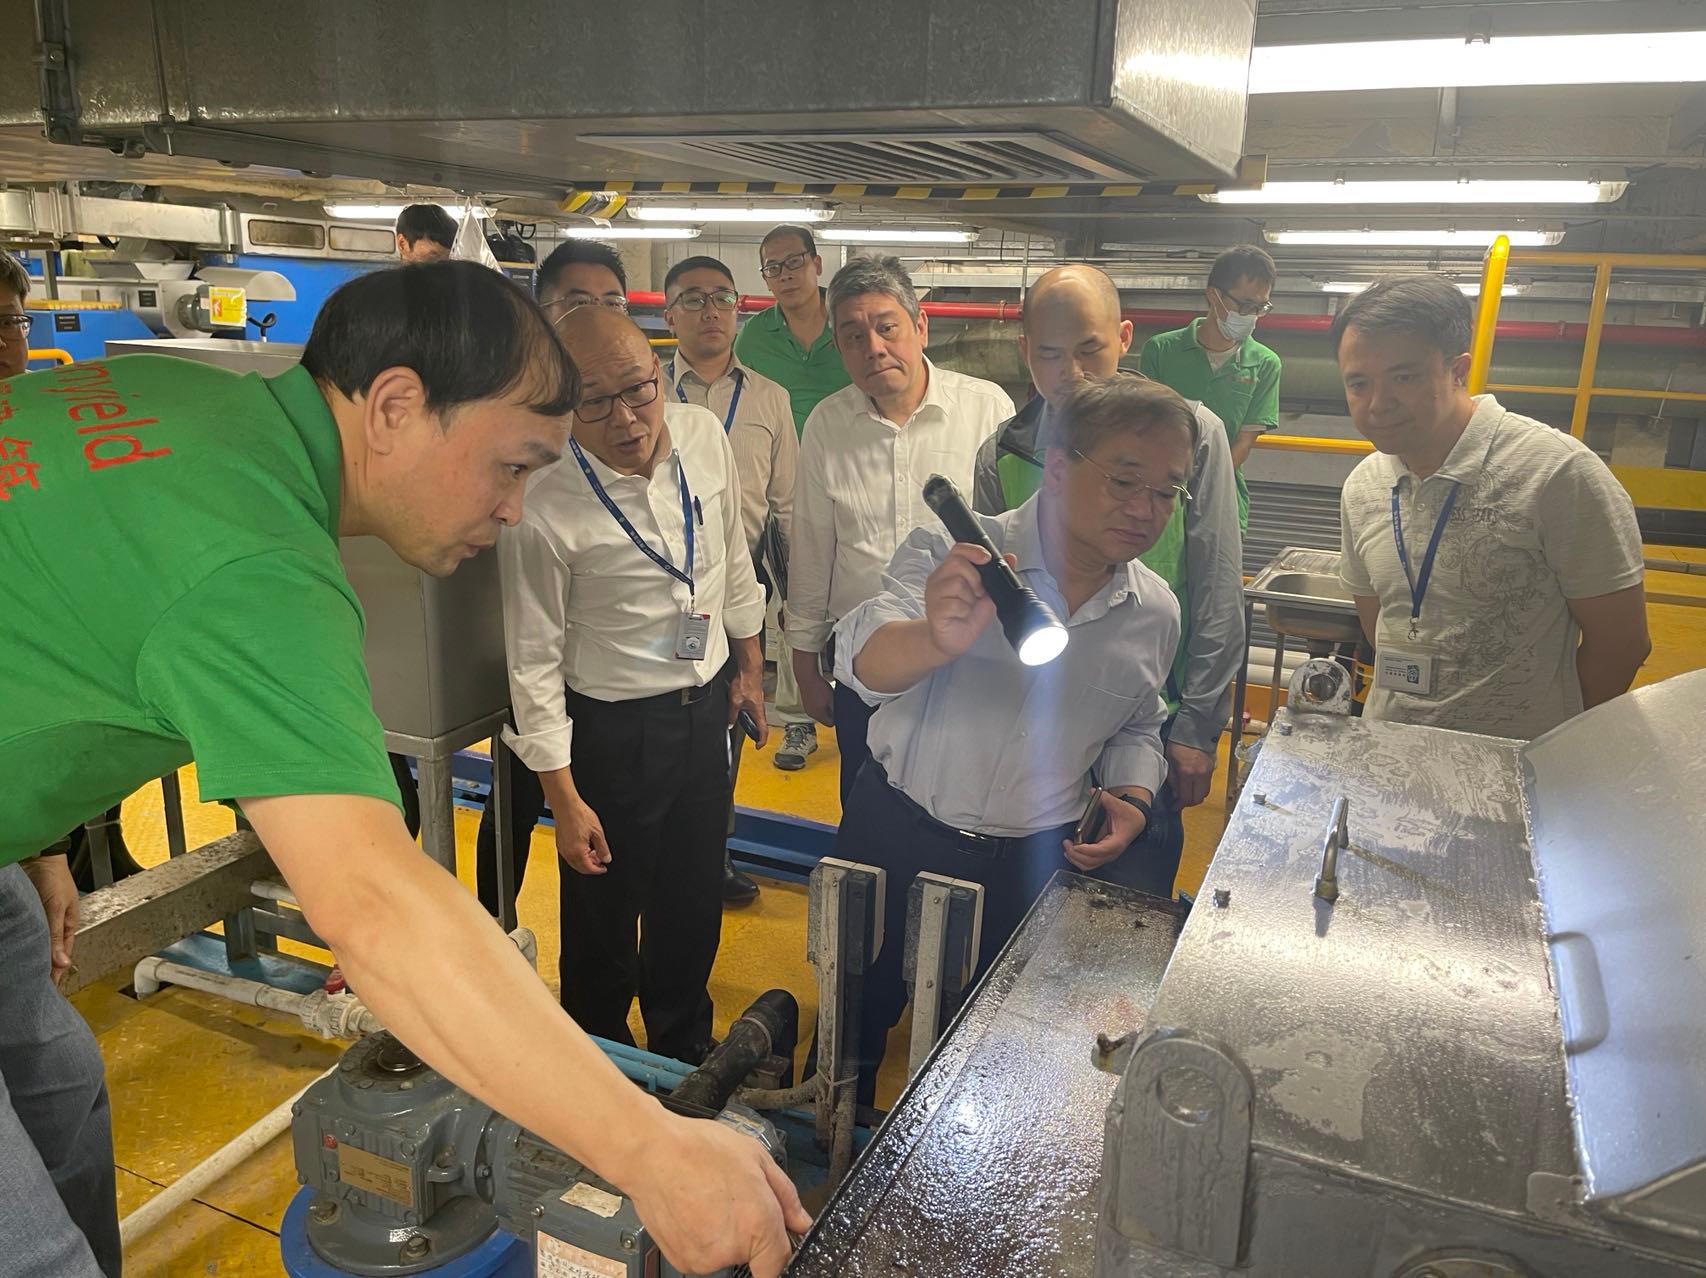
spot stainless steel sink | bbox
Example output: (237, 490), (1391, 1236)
(1247, 551), (1366, 645)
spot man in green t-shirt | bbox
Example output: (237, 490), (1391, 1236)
(0, 262), (807, 1278)
(1139, 244), (1283, 532)
(732, 225), (854, 773)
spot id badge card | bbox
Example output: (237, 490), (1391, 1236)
(674, 610), (712, 661)
(1374, 641), (1441, 696)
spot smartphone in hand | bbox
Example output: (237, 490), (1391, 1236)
(737, 709), (762, 743)
(1075, 785), (1107, 845)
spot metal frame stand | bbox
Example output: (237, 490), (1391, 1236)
(386, 708), (519, 932)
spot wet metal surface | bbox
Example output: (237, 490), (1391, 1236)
(790, 875), (1183, 1277)
(1524, 669), (1706, 1230)
(1154, 709), (1576, 1213)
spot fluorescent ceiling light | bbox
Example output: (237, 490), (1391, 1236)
(324, 202), (485, 221)
(1249, 31), (1706, 94)
(1204, 179), (1625, 206)
(561, 226), (702, 240)
(629, 205), (832, 223)
(1265, 228), (1563, 247)
(819, 228), (979, 245)
(1321, 280), (1524, 296)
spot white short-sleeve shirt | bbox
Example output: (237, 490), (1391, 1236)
(1339, 395), (1643, 740)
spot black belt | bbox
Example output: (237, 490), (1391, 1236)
(867, 762), (1030, 861)
(568, 677), (722, 714)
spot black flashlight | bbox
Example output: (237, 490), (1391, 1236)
(922, 475), (1069, 666)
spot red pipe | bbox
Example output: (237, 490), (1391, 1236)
(626, 293), (1706, 349)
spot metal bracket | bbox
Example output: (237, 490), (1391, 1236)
(34, 1), (80, 146)
(903, 872), (984, 1080)
(1287, 656), (1354, 715)
(806, 857), (884, 1146)
(1101, 1028), (1253, 1267)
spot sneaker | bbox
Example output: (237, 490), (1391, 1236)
(773, 722), (818, 771)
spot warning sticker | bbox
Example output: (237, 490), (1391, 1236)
(207, 286), (246, 328)
(560, 1181), (622, 1218)
(337, 1144), (414, 1209)
(536, 1232), (627, 1278)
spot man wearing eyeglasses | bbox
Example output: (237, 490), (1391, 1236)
(496, 305), (768, 1066)
(734, 225), (855, 774)
(536, 239), (631, 318)
(1139, 244), (1283, 532)
(0, 252), (31, 380)
(473, 237), (635, 907)
(831, 376), (1189, 1102)
(973, 265), (1243, 877)
(662, 254), (797, 905)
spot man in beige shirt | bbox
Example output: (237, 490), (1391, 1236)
(663, 255), (798, 903)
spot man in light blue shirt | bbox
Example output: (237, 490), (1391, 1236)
(831, 376), (1191, 1101)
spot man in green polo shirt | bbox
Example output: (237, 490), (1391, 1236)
(733, 224), (853, 772)
(972, 265), (1243, 891)
(1139, 244), (1283, 532)
(0, 262), (807, 1278)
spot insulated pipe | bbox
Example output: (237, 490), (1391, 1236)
(119, 1069), (329, 1247)
(671, 990), (799, 1115)
(624, 291), (1706, 348)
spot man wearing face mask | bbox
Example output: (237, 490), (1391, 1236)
(1140, 244), (1283, 532)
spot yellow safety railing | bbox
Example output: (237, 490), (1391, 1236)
(1469, 237), (1706, 516)
(27, 347), (74, 366)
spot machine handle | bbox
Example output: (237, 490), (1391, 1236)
(1315, 796), (1348, 903)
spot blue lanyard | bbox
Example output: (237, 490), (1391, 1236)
(670, 360), (743, 434)
(1391, 481), (1459, 637)
(570, 440), (696, 599)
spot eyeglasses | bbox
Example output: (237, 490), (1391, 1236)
(548, 293), (629, 319)
(759, 251), (812, 280)
(1215, 289), (1273, 317)
(669, 288), (739, 312)
(0, 314), (33, 335)
(577, 376), (660, 423)
(1071, 449), (1191, 510)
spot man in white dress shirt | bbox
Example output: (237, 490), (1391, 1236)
(498, 306), (768, 1063)
(663, 253), (798, 906)
(787, 255), (1016, 805)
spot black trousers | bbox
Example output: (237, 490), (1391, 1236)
(836, 760), (1183, 1105)
(475, 751), (544, 919)
(549, 681), (734, 1063)
(389, 754), (422, 839)
(831, 681), (878, 809)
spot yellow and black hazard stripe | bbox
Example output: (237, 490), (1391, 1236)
(567, 179), (1234, 202)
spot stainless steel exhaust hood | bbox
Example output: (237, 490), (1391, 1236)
(1, 0), (1257, 195)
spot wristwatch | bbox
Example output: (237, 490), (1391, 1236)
(1117, 793), (1154, 826)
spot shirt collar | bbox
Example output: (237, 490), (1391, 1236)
(1388, 394), (1503, 488)
(263, 364), (342, 539)
(863, 357), (944, 428)
(1011, 494), (1146, 623)
(1187, 316), (1259, 367)
(667, 351), (744, 396)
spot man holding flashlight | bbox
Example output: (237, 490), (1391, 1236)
(830, 376), (1192, 1100)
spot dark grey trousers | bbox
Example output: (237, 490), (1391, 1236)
(0, 863), (119, 1277)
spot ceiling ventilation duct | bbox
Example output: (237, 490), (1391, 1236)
(0, 0), (1258, 193)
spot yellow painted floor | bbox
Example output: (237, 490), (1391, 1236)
(82, 564), (1706, 1274)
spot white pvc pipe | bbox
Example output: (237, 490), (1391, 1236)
(119, 1068), (330, 1247)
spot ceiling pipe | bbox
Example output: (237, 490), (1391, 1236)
(626, 291), (1706, 349)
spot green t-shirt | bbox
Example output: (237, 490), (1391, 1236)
(732, 295), (852, 437)
(1139, 318), (1281, 531)
(0, 355), (400, 868)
